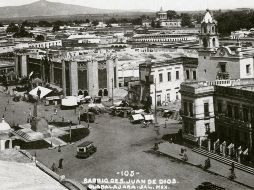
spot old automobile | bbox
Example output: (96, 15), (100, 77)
(77, 141), (97, 159)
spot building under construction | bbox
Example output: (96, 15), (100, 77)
(15, 49), (119, 97)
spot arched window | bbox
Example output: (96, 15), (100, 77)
(103, 89), (108, 96)
(203, 38), (208, 48)
(212, 38), (216, 47)
(98, 89), (103, 96)
(212, 26), (215, 33)
(204, 26), (207, 34)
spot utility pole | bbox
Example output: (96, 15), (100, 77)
(154, 78), (157, 125)
(69, 120), (72, 144)
(112, 78), (114, 106)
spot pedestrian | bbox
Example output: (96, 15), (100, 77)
(37, 88), (41, 99)
(207, 158), (211, 168)
(58, 158), (63, 169)
(180, 148), (184, 156)
(153, 143), (159, 151)
(78, 116), (80, 125)
(204, 157), (211, 169)
(51, 163), (56, 172)
(54, 108), (57, 115)
(229, 168), (236, 180)
(183, 151), (188, 161)
(58, 145), (61, 152)
(231, 162), (235, 172)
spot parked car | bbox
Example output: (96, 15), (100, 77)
(80, 112), (95, 123)
(76, 141), (97, 159)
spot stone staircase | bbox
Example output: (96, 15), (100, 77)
(13, 130), (31, 141)
(192, 147), (254, 175)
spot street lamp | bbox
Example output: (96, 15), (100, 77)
(112, 78), (114, 106)
(68, 120), (72, 143)
(154, 78), (158, 125)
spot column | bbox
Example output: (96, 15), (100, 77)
(50, 62), (54, 83)
(62, 60), (66, 97)
(114, 58), (119, 88)
(248, 123), (253, 151)
(237, 146), (242, 163)
(42, 60), (45, 82)
(9, 140), (12, 149)
(21, 55), (28, 77)
(15, 55), (19, 76)
(0, 140), (5, 151)
(87, 60), (98, 97)
(208, 139), (211, 152)
(222, 141), (226, 157)
(106, 59), (114, 98)
(140, 86), (143, 102)
(69, 61), (78, 96)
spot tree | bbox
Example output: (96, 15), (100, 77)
(38, 20), (52, 27)
(92, 20), (99, 26)
(13, 25), (34, 38)
(131, 17), (142, 25)
(0, 23), (3, 27)
(106, 17), (118, 24)
(214, 10), (254, 35)
(151, 20), (156, 28)
(6, 23), (19, 33)
(85, 19), (90, 23)
(35, 35), (45, 41)
(155, 21), (161, 28)
(167, 10), (179, 19)
(52, 25), (60, 32)
(181, 13), (192, 27)
(22, 20), (36, 28)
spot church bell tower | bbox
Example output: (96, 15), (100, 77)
(199, 9), (219, 51)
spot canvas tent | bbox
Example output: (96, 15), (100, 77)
(29, 86), (52, 99)
(144, 114), (154, 122)
(130, 114), (144, 124)
(61, 96), (78, 109)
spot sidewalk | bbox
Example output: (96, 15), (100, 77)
(158, 142), (254, 189)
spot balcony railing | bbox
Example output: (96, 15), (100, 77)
(217, 72), (230, 80)
(215, 113), (252, 129)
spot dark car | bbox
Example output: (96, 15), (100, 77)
(76, 141), (97, 159)
(80, 112), (95, 123)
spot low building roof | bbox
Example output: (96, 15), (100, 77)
(78, 141), (94, 147)
(0, 118), (11, 132)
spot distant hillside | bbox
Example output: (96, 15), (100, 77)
(0, 0), (124, 18)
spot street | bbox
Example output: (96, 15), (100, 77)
(0, 92), (251, 190)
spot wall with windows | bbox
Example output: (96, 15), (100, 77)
(240, 57), (254, 79)
(149, 64), (183, 106)
(214, 94), (254, 149)
(181, 94), (215, 141)
(184, 68), (197, 81)
(29, 40), (62, 49)
(181, 82), (215, 142)
(197, 47), (253, 81)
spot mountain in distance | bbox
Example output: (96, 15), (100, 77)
(0, 0), (140, 19)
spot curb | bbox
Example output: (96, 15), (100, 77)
(156, 150), (254, 190)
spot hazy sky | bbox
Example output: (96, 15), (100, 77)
(0, 0), (253, 11)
